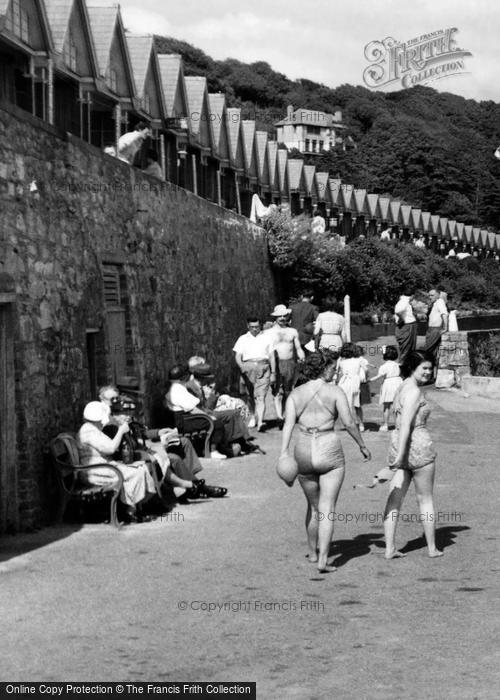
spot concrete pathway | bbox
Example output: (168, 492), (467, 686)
(1, 337), (499, 698)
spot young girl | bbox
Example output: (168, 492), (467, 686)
(369, 345), (402, 431)
(338, 342), (364, 430)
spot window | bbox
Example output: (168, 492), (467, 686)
(103, 265), (121, 306)
(63, 32), (77, 72)
(6, 0), (29, 43)
(305, 139), (310, 152)
(319, 140), (324, 151)
(108, 69), (118, 93)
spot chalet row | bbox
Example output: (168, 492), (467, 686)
(1, 0), (498, 257)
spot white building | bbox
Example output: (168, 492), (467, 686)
(275, 104), (345, 155)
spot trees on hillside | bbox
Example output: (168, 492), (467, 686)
(154, 35), (500, 229)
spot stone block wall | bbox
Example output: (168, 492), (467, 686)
(0, 102), (277, 531)
(435, 331), (471, 388)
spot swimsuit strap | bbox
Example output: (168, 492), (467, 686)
(294, 384), (336, 431)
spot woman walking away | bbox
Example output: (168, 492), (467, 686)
(314, 296), (346, 352)
(280, 350), (371, 573)
(383, 351), (444, 559)
(338, 342), (364, 430)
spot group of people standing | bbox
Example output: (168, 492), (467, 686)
(394, 285), (449, 367)
(271, 289), (446, 573)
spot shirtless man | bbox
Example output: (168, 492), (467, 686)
(267, 304), (305, 427)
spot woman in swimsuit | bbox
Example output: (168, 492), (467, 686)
(280, 350), (371, 573)
(384, 350), (444, 559)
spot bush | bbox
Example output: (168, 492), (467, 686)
(468, 332), (500, 377)
(265, 218), (500, 312)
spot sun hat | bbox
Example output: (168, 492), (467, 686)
(110, 395), (137, 414)
(271, 304), (291, 317)
(83, 401), (106, 422)
(192, 363), (215, 379)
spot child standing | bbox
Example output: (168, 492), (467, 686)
(369, 345), (402, 431)
(338, 342), (364, 430)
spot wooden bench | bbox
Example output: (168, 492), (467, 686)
(49, 432), (123, 528)
(161, 409), (214, 458)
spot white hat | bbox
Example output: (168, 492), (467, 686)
(271, 304), (291, 317)
(83, 401), (106, 422)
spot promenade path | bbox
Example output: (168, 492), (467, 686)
(1, 337), (499, 699)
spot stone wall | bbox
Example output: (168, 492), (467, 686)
(0, 102), (277, 531)
(435, 331), (471, 388)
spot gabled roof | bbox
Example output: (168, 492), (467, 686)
(341, 184), (354, 210)
(44, 0), (72, 51)
(184, 76), (213, 148)
(157, 53), (188, 119)
(315, 172), (329, 202)
(86, 3), (117, 76)
(241, 120), (257, 176)
(353, 189), (367, 215)
(448, 220), (457, 240)
(86, 2), (135, 96)
(400, 204), (412, 227)
(45, 0), (98, 77)
(287, 159), (304, 192)
(389, 200), (401, 224)
(430, 215), (441, 235)
(277, 149), (288, 194)
(377, 196), (391, 221)
(1, 0), (54, 52)
(126, 34), (153, 98)
(266, 141), (279, 192)
(410, 208), (422, 231)
(303, 165), (316, 197)
(366, 193), (379, 218)
(328, 179), (342, 207)
(254, 131), (268, 181)
(421, 212), (431, 233)
(208, 93), (225, 149)
(226, 108), (244, 169)
(184, 76), (204, 136)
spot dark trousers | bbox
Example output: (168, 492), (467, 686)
(425, 327), (443, 363)
(395, 322), (417, 366)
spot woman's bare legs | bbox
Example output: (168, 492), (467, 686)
(300, 468), (345, 571)
(381, 403), (391, 429)
(412, 461), (443, 557)
(298, 477), (320, 562)
(383, 468), (411, 558)
(317, 467), (345, 571)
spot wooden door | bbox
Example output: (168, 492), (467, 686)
(0, 303), (18, 533)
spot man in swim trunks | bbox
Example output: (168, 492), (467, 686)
(267, 304), (305, 428)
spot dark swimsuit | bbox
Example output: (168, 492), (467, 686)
(293, 385), (346, 476)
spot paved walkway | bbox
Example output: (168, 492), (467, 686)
(1, 337), (499, 698)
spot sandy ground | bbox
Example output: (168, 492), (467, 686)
(1, 337), (499, 699)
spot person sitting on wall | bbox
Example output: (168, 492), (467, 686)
(100, 387), (227, 500)
(143, 149), (163, 179)
(165, 363), (258, 458)
(117, 122), (152, 165)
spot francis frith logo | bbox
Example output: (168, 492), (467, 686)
(363, 28), (472, 90)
